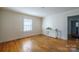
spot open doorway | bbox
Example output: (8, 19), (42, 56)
(68, 15), (79, 40)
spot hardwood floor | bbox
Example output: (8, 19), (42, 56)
(0, 34), (79, 52)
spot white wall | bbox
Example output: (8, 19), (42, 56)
(0, 10), (42, 42)
(42, 9), (79, 40)
(0, 9), (2, 40)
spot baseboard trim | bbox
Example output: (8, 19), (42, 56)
(0, 34), (42, 43)
(0, 34), (67, 43)
(42, 34), (66, 41)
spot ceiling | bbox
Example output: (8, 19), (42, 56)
(2, 7), (79, 17)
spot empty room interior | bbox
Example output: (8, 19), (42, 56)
(0, 7), (79, 52)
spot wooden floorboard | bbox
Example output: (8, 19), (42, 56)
(0, 35), (79, 52)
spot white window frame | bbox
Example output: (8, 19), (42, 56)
(23, 19), (32, 32)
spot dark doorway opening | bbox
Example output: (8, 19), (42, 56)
(68, 15), (79, 40)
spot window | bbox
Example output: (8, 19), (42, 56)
(24, 19), (32, 32)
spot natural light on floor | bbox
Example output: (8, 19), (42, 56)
(22, 39), (32, 52)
